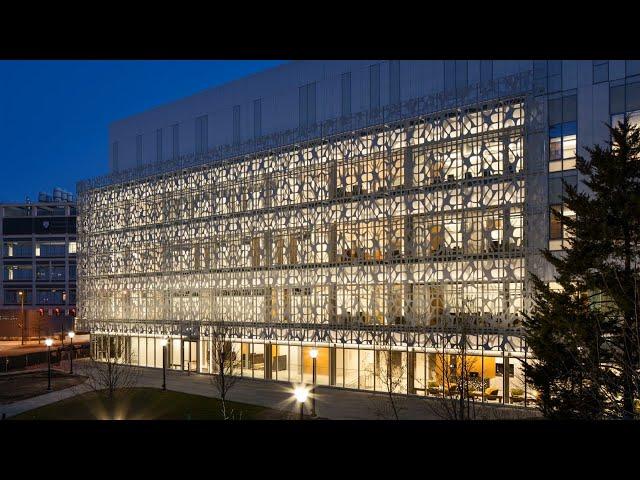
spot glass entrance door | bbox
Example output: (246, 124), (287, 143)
(183, 340), (197, 372)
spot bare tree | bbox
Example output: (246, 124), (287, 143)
(209, 328), (241, 420)
(367, 341), (407, 420)
(424, 340), (478, 419)
(421, 305), (484, 420)
(84, 335), (140, 400)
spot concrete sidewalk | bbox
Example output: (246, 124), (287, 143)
(128, 367), (540, 420)
(2, 360), (541, 420)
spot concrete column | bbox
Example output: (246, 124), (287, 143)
(503, 351), (510, 404)
(329, 345), (337, 385)
(265, 342), (272, 380)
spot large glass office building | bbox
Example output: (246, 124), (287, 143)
(77, 60), (640, 406)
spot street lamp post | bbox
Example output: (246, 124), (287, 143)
(68, 331), (75, 374)
(309, 348), (318, 417)
(53, 308), (62, 368)
(293, 386), (308, 420)
(38, 308), (44, 344)
(161, 338), (168, 391)
(45, 338), (53, 391)
(18, 291), (25, 345)
(61, 291), (67, 343)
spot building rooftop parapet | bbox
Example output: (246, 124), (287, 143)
(77, 70), (534, 194)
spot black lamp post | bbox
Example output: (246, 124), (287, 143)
(45, 338), (53, 391)
(68, 331), (75, 374)
(161, 338), (168, 391)
(61, 291), (67, 344)
(18, 291), (25, 345)
(309, 348), (318, 417)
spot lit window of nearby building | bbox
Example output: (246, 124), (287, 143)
(548, 94), (576, 173)
(549, 205), (563, 240)
(3, 241), (32, 257)
(549, 204), (575, 251)
(68, 241), (77, 254)
(549, 121), (577, 172)
(611, 109), (640, 131)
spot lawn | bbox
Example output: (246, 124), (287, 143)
(0, 370), (86, 404)
(12, 387), (294, 420)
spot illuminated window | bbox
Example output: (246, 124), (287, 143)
(3, 265), (32, 281)
(68, 241), (77, 254)
(549, 204), (575, 250)
(549, 205), (563, 240)
(611, 110), (640, 131)
(3, 241), (32, 257)
(549, 122), (576, 172)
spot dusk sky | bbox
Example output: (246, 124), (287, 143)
(0, 60), (286, 203)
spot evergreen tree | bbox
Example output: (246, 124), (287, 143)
(525, 118), (640, 419)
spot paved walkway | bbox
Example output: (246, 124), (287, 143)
(2, 376), (90, 418)
(2, 360), (541, 420)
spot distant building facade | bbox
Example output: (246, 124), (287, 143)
(78, 60), (640, 405)
(0, 189), (77, 340)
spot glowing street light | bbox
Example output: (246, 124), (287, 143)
(293, 385), (309, 420)
(68, 331), (75, 374)
(309, 348), (318, 416)
(160, 338), (168, 391)
(45, 337), (54, 391)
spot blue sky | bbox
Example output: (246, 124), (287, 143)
(0, 60), (286, 202)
